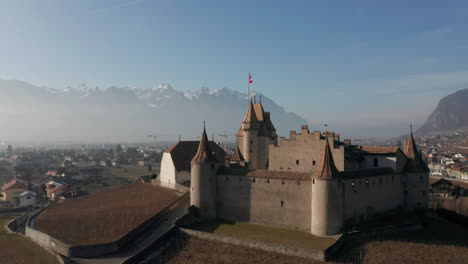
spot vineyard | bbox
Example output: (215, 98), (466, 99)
(166, 235), (326, 264)
(330, 216), (468, 263)
(35, 183), (180, 245)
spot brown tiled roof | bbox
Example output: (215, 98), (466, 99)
(359, 146), (399, 155)
(403, 132), (428, 172)
(165, 141), (225, 171)
(192, 126), (217, 164)
(253, 103), (267, 121)
(430, 177), (468, 190)
(231, 147), (244, 161)
(405, 133), (418, 159)
(313, 139), (340, 180)
(1, 179), (27, 192)
(242, 101), (259, 123)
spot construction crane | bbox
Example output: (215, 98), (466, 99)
(147, 135), (157, 152)
(218, 131), (228, 152)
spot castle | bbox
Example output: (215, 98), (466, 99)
(163, 100), (429, 236)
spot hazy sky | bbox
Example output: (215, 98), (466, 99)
(1, 0), (468, 137)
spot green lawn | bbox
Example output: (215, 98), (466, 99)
(189, 220), (336, 250)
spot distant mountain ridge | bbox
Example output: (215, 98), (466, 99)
(416, 88), (468, 136)
(0, 80), (306, 142)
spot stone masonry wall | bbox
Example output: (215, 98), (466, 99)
(216, 175), (311, 230)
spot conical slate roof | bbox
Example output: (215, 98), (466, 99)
(192, 125), (217, 164)
(231, 147), (244, 161)
(313, 138), (340, 180)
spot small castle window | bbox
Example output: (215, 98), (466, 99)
(373, 158), (379, 168)
(313, 179), (315, 184)
(267, 179), (270, 183)
(250, 149), (252, 152)
(252, 178), (256, 183)
(282, 180), (285, 185)
(280, 201), (284, 208)
(297, 181), (301, 185)
(250, 140), (253, 144)
(280, 167), (283, 170)
(296, 160), (299, 165)
(313, 160), (316, 165)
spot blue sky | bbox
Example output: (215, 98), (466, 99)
(1, 0), (468, 137)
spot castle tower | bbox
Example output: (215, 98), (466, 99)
(311, 137), (343, 236)
(403, 127), (429, 209)
(190, 123), (218, 219)
(236, 99), (277, 170)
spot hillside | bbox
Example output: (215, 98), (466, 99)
(416, 89), (468, 136)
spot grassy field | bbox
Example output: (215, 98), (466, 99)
(35, 183), (180, 245)
(0, 235), (60, 264)
(189, 220), (336, 250)
(0, 217), (59, 264)
(167, 236), (327, 264)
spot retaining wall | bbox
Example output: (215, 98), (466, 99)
(5, 213), (28, 234)
(180, 228), (327, 261)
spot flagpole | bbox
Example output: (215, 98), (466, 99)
(248, 72), (250, 103)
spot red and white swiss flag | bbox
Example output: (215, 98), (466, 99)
(248, 73), (253, 84)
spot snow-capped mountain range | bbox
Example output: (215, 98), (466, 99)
(0, 80), (306, 142)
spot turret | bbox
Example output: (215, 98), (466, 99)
(190, 123), (218, 219)
(311, 137), (343, 236)
(236, 99), (277, 170)
(403, 126), (429, 209)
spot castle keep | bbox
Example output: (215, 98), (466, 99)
(164, 100), (429, 236)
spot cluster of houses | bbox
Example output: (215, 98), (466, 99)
(0, 176), (79, 209)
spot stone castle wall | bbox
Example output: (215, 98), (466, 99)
(269, 131), (345, 172)
(215, 171), (411, 233)
(342, 173), (405, 223)
(216, 175), (311, 230)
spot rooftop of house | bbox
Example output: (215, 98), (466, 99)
(164, 140), (226, 171)
(1, 179), (28, 192)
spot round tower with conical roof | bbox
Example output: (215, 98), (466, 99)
(403, 126), (429, 209)
(311, 135), (343, 236)
(190, 123), (218, 219)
